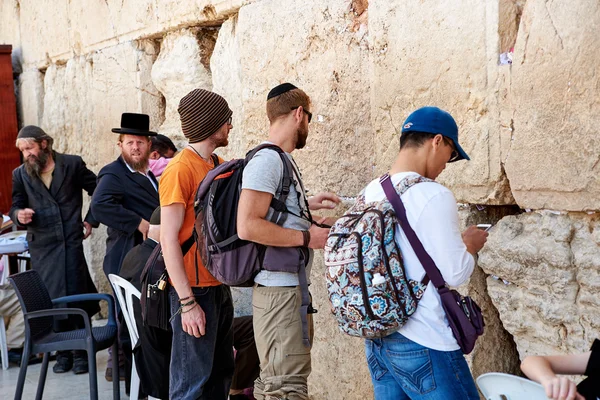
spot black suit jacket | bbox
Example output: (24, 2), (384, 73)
(91, 156), (159, 276)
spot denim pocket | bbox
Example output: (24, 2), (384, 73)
(387, 348), (436, 395)
(365, 341), (387, 380)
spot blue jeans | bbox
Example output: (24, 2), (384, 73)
(365, 332), (479, 400)
(169, 285), (234, 400)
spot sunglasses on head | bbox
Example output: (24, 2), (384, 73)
(290, 107), (312, 123)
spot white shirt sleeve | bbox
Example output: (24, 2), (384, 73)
(413, 190), (474, 287)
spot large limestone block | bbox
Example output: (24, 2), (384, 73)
(67, 0), (157, 53)
(504, 1), (600, 211)
(0, 0), (22, 70)
(42, 41), (163, 170)
(154, 0), (249, 31)
(151, 28), (215, 144)
(16, 0), (250, 68)
(457, 205), (522, 378)
(18, 69), (45, 126)
(369, 0), (514, 205)
(479, 212), (600, 358)
(19, 0), (71, 68)
(211, 0), (373, 196)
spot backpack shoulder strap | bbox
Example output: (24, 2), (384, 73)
(380, 174), (441, 289)
(245, 144), (296, 225)
(181, 235), (195, 256)
(211, 153), (220, 167)
(270, 151), (295, 224)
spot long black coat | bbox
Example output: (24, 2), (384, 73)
(91, 156), (159, 277)
(9, 152), (100, 316)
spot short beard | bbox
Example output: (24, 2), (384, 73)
(295, 126), (308, 150)
(24, 149), (50, 178)
(209, 125), (229, 149)
(210, 134), (228, 149)
(122, 150), (150, 172)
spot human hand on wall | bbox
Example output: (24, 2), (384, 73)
(17, 208), (35, 224)
(461, 226), (488, 255)
(308, 192), (341, 210)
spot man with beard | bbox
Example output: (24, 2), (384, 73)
(10, 125), (100, 375)
(160, 88), (234, 399)
(91, 113), (160, 381)
(236, 83), (340, 400)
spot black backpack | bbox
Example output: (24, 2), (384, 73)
(139, 238), (194, 331)
(193, 143), (296, 286)
(194, 144), (315, 347)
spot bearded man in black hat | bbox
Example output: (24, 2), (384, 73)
(10, 125), (100, 375)
(91, 112), (160, 381)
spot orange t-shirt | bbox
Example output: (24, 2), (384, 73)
(159, 148), (223, 287)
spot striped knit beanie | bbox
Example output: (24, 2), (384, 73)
(178, 89), (233, 143)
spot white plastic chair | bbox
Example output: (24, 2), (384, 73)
(0, 306), (7, 370)
(108, 274), (143, 400)
(477, 372), (549, 400)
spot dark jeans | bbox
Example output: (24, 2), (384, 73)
(169, 285), (234, 400)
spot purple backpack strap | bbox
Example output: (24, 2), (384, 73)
(380, 174), (443, 289)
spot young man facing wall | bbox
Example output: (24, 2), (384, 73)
(237, 83), (340, 400)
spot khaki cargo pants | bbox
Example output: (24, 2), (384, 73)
(252, 285), (314, 400)
(0, 283), (25, 349)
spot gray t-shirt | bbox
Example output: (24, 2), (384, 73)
(241, 143), (313, 286)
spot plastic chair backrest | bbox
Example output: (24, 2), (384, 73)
(477, 373), (549, 400)
(8, 270), (54, 339)
(0, 317), (8, 370)
(108, 274), (142, 345)
(0, 255), (8, 285)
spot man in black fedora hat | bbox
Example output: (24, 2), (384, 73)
(10, 125), (100, 375)
(91, 112), (160, 381)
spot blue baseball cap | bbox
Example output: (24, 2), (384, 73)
(400, 106), (470, 162)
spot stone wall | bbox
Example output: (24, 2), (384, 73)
(3, 0), (600, 398)
(479, 212), (600, 357)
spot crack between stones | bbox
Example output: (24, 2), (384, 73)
(94, 48), (161, 98)
(545, 0), (565, 50)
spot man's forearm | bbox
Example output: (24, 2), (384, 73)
(521, 356), (557, 384)
(239, 217), (304, 247)
(163, 238), (192, 299)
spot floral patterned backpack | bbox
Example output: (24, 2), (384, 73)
(324, 176), (430, 338)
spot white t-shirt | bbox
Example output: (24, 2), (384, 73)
(363, 171), (475, 351)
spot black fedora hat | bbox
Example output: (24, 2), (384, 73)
(111, 113), (157, 136)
